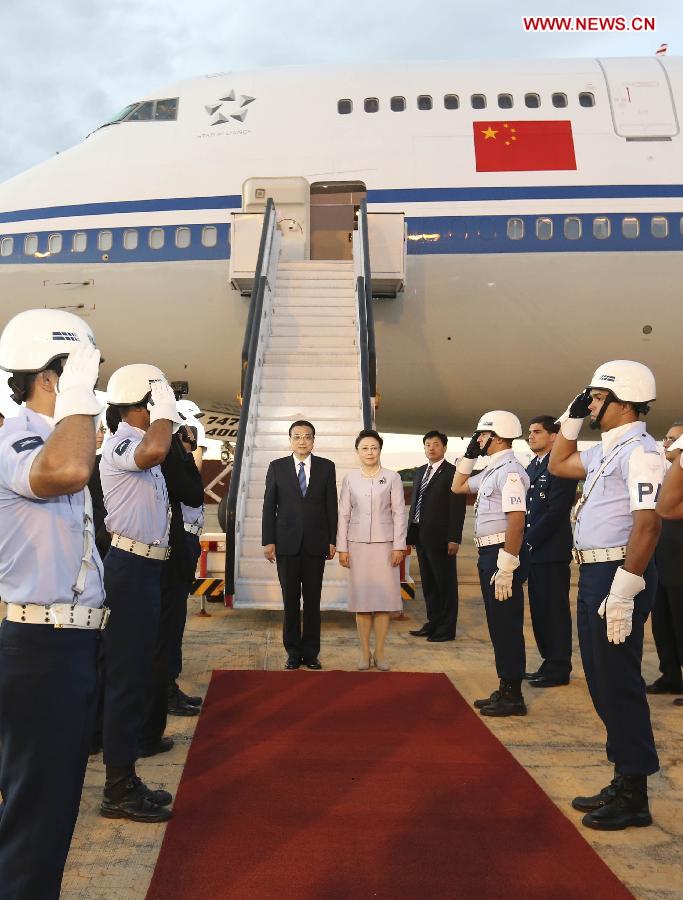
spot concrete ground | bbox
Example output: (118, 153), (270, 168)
(55, 559), (683, 900)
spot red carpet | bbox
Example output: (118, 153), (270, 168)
(146, 672), (632, 900)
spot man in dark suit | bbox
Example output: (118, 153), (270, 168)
(262, 420), (338, 670)
(524, 416), (578, 687)
(407, 431), (466, 642)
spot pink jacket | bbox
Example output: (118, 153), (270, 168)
(336, 469), (407, 551)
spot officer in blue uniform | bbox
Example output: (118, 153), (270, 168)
(550, 360), (663, 830)
(524, 415), (578, 687)
(99, 363), (181, 822)
(452, 411), (530, 716)
(0, 309), (106, 899)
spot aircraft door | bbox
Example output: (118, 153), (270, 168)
(310, 181), (366, 260)
(599, 58), (679, 138)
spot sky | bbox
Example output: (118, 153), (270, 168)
(0, 0), (680, 184)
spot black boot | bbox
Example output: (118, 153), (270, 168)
(572, 769), (623, 812)
(582, 775), (652, 830)
(474, 686), (502, 709)
(479, 680), (527, 717)
(101, 774), (173, 823)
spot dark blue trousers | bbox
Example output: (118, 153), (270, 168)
(527, 561), (573, 680)
(477, 546), (526, 681)
(102, 548), (162, 767)
(169, 532), (201, 682)
(577, 559), (659, 776)
(0, 621), (98, 900)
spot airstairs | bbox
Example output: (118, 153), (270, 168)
(225, 199), (386, 609)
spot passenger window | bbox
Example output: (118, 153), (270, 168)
(417, 95), (432, 110)
(651, 216), (669, 238)
(552, 93), (568, 108)
(593, 217), (611, 239)
(127, 101), (154, 121)
(364, 98), (379, 113)
(98, 230), (113, 252)
(390, 96), (406, 112)
(24, 234), (38, 255)
(622, 217), (639, 239)
(444, 94), (459, 110)
(48, 233), (63, 254)
(123, 229), (138, 250)
(471, 94), (486, 109)
(175, 226), (191, 249)
(148, 228), (165, 249)
(201, 225), (218, 247)
(72, 232), (87, 252)
(579, 92), (595, 108)
(563, 217), (581, 240)
(525, 93), (540, 108)
(154, 98), (178, 120)
(0, 236), (14, 256)
(507, 218), (524, 240)
(337, 99), (352, 115)
(536, 218), (553, 240)
(498, 93), (513, 109)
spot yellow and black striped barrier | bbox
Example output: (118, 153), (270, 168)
(191, 578), (225, 600)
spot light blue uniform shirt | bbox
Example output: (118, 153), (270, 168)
(468, 449), (529, 538)
(181, 502), (204, 529)
(0, 408), (105, 608)
(100, 422), (170, 546)
(576, 421), (664, 551)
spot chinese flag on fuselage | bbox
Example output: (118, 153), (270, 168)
(473, 120), (576, 172)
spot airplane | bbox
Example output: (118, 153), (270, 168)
(1, 55), (682, 437)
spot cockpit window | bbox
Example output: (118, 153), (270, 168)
(101, 98), (179, 127)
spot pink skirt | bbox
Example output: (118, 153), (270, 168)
(347, 541), (402, 612)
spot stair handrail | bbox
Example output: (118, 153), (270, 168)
(356, 199), (376, 428)
(226, 198), (278, 597)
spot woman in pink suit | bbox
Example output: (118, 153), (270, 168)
(337, 430), (407, 670)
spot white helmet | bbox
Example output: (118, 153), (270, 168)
(0, 309), (97, 373)
(107, 364), (167, 406)
(475, 410), (522, 440)
(587, 360), (656, 404)
(177, 399), (201, 417)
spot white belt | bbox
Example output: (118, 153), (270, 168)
(184, 523), (202, 536)
(111, 534), (170, 561)
(5, 603), (109, 630)
(572, 546), (627, 565)
(475, 532), (507, 548)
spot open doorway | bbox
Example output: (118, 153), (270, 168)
(310, 181), (367, 260)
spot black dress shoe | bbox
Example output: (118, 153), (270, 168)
(138, 736), (174, 758)
(524, 671), (543, 681)
(409, 626), (432, 637)
(474, 689), (501, 710)
(529, 675), (570, 688)
(285, 656), (301, 670)
(100, 777), (173, 822)
(479, 680), (527, 717)
(169, 682), (202, 707)
(427, 634), (455, 642)
(167, 695), (201, 717)
(303, 658), (322, 670)
(581, 775), (652, 830)
(131, 775), (172, 807)
(645, 678), (683, 695)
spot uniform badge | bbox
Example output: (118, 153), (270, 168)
(115, 439), (132, 456)
(12, 435), (44, 453)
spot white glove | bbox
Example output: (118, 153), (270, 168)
(54, 345), (104, 425)
(456, 456), (475, 475)
(670, 435), (683, 468)
(490, 549), (520, 601)
(598, 567), (645, 644)
(147, 379), (182, 432)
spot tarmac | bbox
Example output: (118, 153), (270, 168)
(53, 542), (683, 900)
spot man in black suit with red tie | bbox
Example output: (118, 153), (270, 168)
(262, 420), (338, 670)
(407, 431), (466, 642)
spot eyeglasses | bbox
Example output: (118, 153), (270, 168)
(291, 434), (314, 441)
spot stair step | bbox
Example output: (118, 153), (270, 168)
(261, 365), (357, 380)
(270, 326), (356, 337)
(273, 305), (355, 318)
(256, 390), (361, 406)
(256, 403), (360, 419)
(279, 261), (353, 270)
(271, 314), (355, 328)
(267, 337), (357, 350)
(262, 353), (358, 366)
(275, 296), (356, 308)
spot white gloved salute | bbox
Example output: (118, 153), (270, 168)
(456, 433), (481, 475)
(54, 345), (104, 425)
(148, 379), (183, 431)
(556, 388), (592, 441)
(598, 567), (645, 644)
(490, 549), (520, 601)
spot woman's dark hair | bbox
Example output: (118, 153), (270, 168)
(105, 405), (123, 432)
(355, 429), (383, 450)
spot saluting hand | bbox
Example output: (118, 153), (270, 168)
(464, 433), (481, 459)
(54, 345), (103, 424)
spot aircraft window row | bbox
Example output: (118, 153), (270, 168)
(339, 92), (595, 114)
(506, 215), (673, 241)
(0, 226), (220, 257)
(104, 97), (179, 125)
